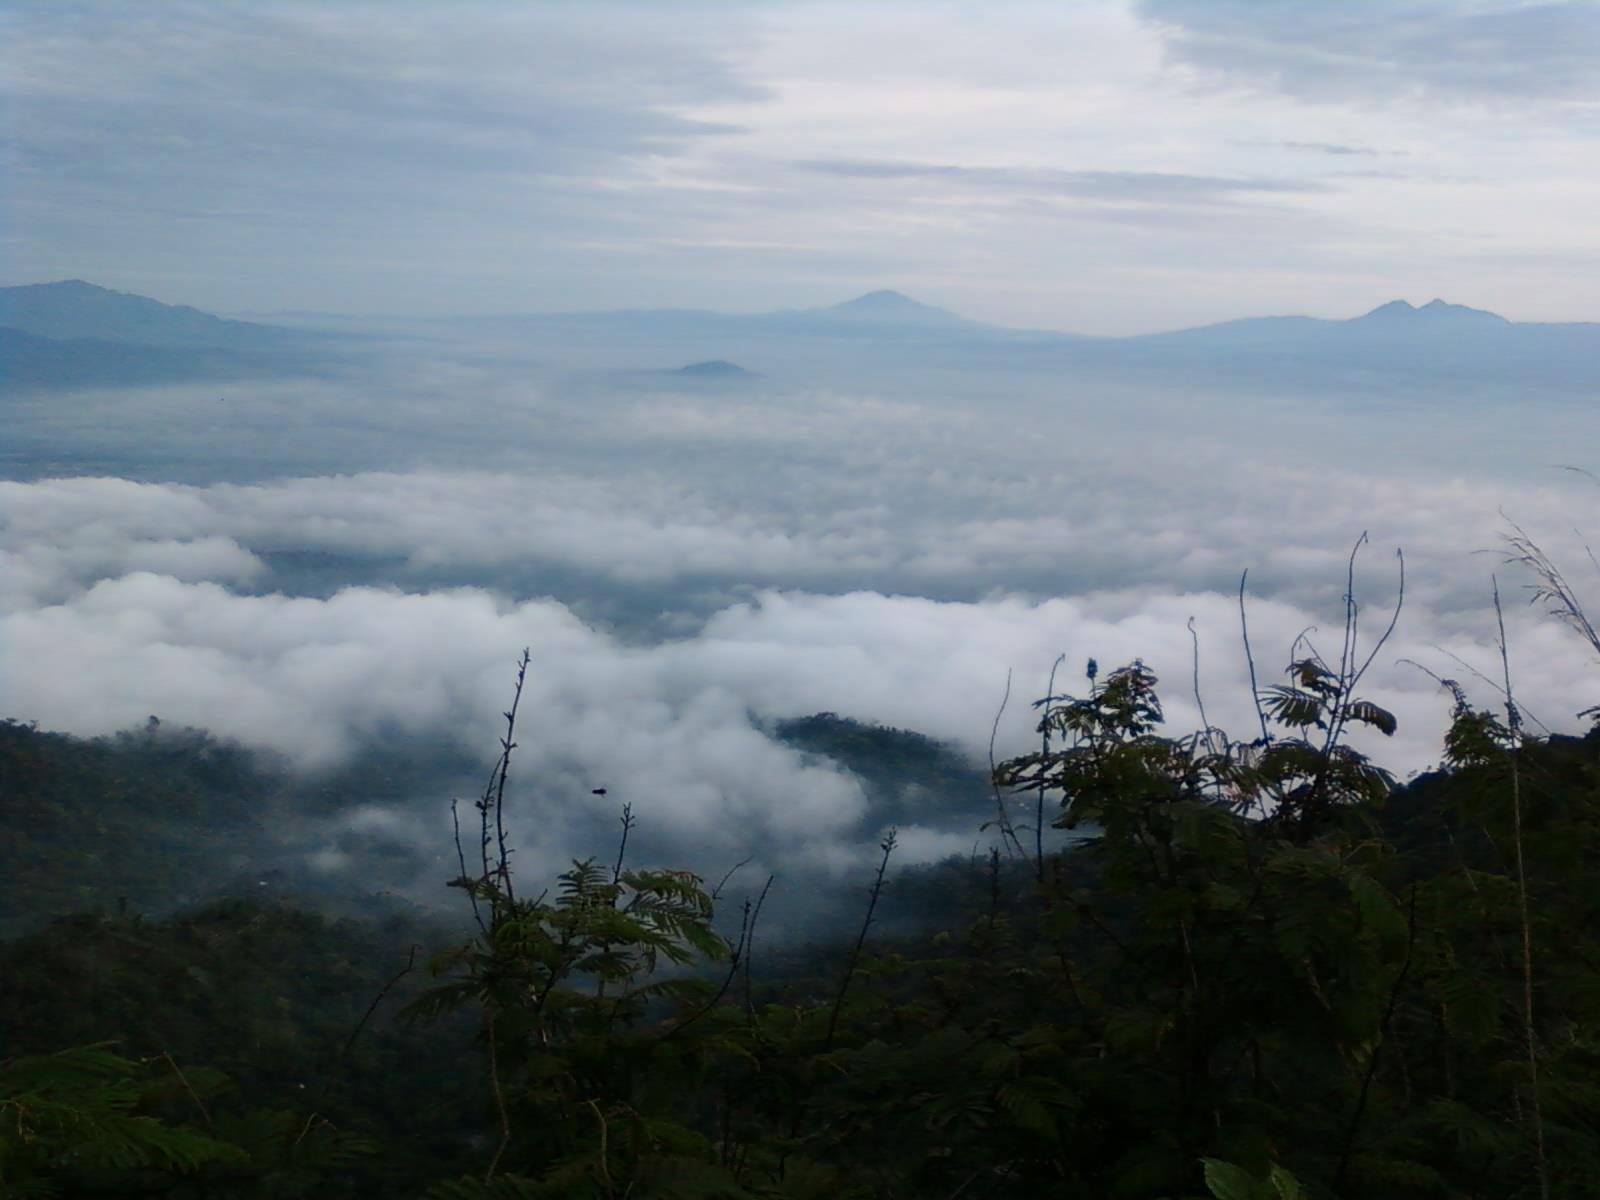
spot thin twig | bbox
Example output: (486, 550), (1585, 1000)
(743, 874), (774, 1022)
(1337, 532), (1370, 703)
(155, 1051), (213, 1130)
(484, 1009), (511, 1182)
(488, 649), (532, 906)
(451, 797), (487, 935)
(611, 801), (634, 886)
(1349, 549), (1405, 690)
(824, 831), (896, 1052)
(1411, 647), (1553, 736)
(987, 669), (1026, 861)
(662, 879), (773, 1043)
(341, 946), (418, 1062)
(587, 1099), (614, 1198)
(1036, 653), (1066, 879)
(1187, 616), (1221, 758)
(1334, 883), (1418, 1192)
(711, 856), (753, 901)
(1494, 578), (1549, 1200)
(1238, 570), (1271, 745)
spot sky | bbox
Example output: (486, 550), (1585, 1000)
(4, 0), (1600, 334)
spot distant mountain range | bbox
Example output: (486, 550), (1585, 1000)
(0, 280), (312, 351)
(4, 278), (1597, 393)
(1127, 296), (1576, 349)
(0, 281), (342, 393)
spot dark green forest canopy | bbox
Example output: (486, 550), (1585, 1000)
(0, 719), (278, 935)
(5, 665), (1600, 1198)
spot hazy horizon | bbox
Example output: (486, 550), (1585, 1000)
(6, 1), (1600, 335)
(7, 278), (1599, 337)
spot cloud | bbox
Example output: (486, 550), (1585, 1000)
(1, 1), (766, 310)
(4, 2), (1597, 330)
(4, 560), (1594, 875)
(796, 160), (1329, 203)
(8, 432), (1598, 774)
(1251, 141), (1392, 157)
(1138, 0), (1600, 105)
(6, 367), (1598, 900)
(5, 346), (1595, 629)
(3, 3), (759, 176)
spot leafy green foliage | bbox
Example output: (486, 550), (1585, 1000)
(0, 1043), (244, 1194)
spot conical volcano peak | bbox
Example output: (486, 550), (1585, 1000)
(833, 290), (931, 312)
(818, 289), (971, 325)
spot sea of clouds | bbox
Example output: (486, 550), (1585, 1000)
(4, 335), (1596, 900)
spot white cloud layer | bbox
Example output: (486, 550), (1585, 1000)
(5, 467), (1597, 885)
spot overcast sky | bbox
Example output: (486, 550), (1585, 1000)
(4, 0), (1599, 333)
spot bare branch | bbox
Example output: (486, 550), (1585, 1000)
(1036, 653), (1066, 880)
(986, 669), (1027, 862)
(1495, 577), (1549, 1200)
(711, 855), (753, 901)
(611, 801), (634, 887)
(825, 830), (897, 1052)
(1238, 570), (1270, 744)
(451, 797), (488, 936)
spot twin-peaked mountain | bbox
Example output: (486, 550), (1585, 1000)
(1094, 296), (1599, 390)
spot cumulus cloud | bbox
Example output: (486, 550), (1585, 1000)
(5, 445), (1598, 908)
(5, 541), (1596, 857)
(4, 427), (1590, 626)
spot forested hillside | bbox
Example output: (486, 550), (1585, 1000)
(6, 588), (1600, 1200)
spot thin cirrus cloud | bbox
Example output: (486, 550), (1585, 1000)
(3, 2), (1598, 329)
(1138, 0), (1600, 104)
(794, 160), (1330, 202)
(1, 1), (766, 309)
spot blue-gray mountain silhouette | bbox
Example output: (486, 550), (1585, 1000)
(0, 280), (307, 350)
(0, 280), (338, 393)
(814, 290), (973, 326)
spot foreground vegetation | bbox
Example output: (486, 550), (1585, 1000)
(5, 558), (1599, 1199)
